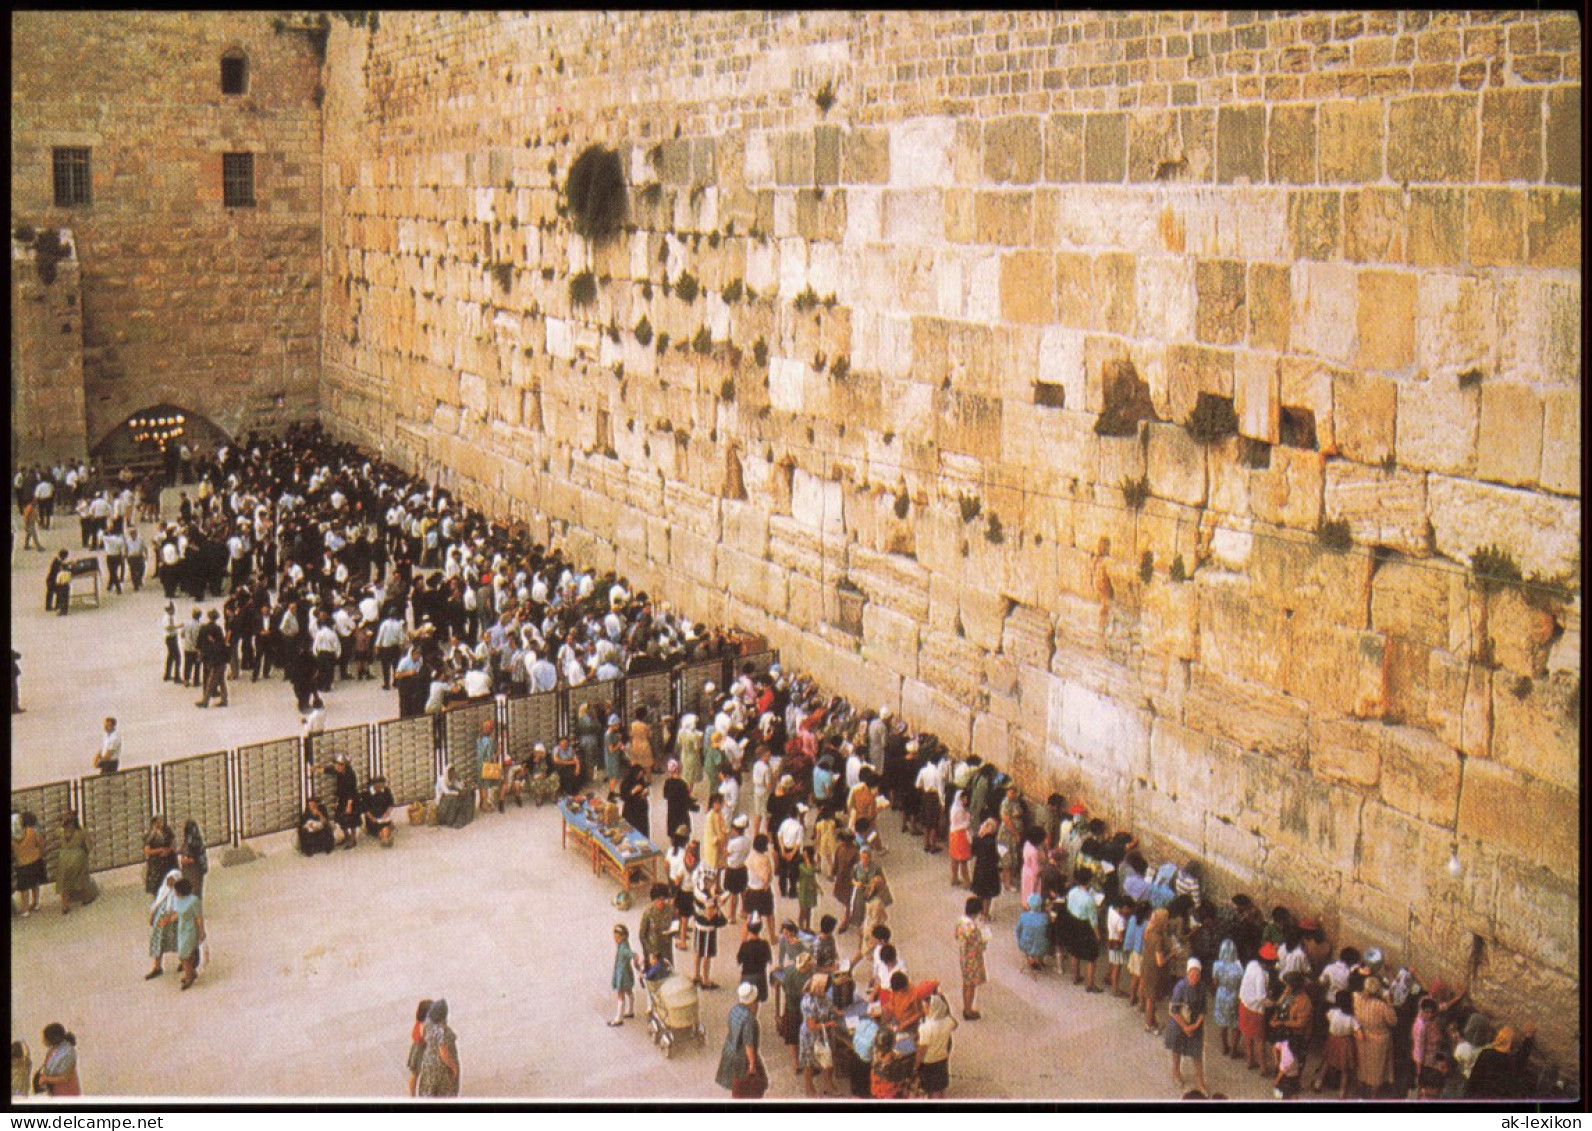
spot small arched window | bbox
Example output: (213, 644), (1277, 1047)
(220, 49), (248, 96)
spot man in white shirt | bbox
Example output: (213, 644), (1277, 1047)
(462, 666), (493, 700)
(32, 476), (54, 528)
(529, 652), (558, 693)
(94, 717), (122, 774)
(101, 528), (127, 593)
(311, 615), (341, 692)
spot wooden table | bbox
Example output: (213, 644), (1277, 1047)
(557, 798), (661, 888)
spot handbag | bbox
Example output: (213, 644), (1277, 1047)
(813, 1028), (834, 1070)
(731, 1057), (768, 1099)
(480, 758), (503, 781)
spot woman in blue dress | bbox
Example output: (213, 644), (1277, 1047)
(798, 972), (839, 1096)
(159, 878), (205, 990)
(715, 983), (762, 1093)
(608, 924), (637, 1026)
(1211, 937), (1245, 1059)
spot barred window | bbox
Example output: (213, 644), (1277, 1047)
(53, 147), (91, 207)
(223, 152), (255, 207)
(220, 51), (249, 95)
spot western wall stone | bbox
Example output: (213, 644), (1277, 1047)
(1427, 474), (1580, 581)
(1490, 670), (1578, 795)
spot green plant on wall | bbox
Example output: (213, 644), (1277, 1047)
(565, 144), (627, 241)
(958, 493), (982, 524)
(1318, 519), (1353, 554)
(633, 314), (653, 347)
(719, 377), (736, 402)
(655, 331), (670, 354)
(793, 285), (819, 312)
(1121, 474), (1150, 509)
(752, 336), (769, 367)
(722, 278), (744, 304)
(1139, 551), (1154, 584)
(1170, 554), (1188, 582)
(489, 262), (513, 292)
(675, 271), (700, 303)
(693, 326), (713, 355)
(985, 512), (1005, 545)
(893, 489), (911, 519)
(814, 79), (837, 114)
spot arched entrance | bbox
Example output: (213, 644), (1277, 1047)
(90, 404), (232, 469)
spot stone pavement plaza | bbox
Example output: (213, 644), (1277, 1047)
(9, 521), (1277, 1100)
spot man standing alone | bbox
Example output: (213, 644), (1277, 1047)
(93, 717), (122, 774)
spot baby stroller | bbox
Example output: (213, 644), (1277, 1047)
(641, 960), (706, 1058)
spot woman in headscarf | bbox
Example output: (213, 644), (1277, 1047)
(798, 969), (839, 1096)
(1443, 1011), (1492, 1096)
(915, 992), (958, 1098)
(156, 877), (205, 990)
(1165, 956), (1209, 1094)
(298, 796), (336, 854)
(715, 982), (762, 1094)
(1016, 893), (1052, 971)
(1353, 975), (1398, 1097)
(1464, 1024), (1535, 1099)
(144, 868), (182, 980)
(142, 815), (177, 896)
(947, 789), (973, 888)
(996, 786), (1025, 892)
(55, 813), (94, 914)
(677, 714), (703, 794)
(416, 999), (460, 1097)
(618, 763), (650, 838)
(603, 714), (627, 784)
(1211, 938), (1245, 1059)
(662, 759), (696, 841)
(969, 818), (1002, 919)
(178, 820), (208, 899)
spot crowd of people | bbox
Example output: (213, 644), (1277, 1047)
(11, 429), (1553, 1102)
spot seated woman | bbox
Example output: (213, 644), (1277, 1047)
(362, 775), (397, 847)
(298, 797), (336, 856)
(550, 738), (582, 795)
(434, 764), (474, 829)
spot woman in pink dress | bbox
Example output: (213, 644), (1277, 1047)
(1020, 826), (1044, 906)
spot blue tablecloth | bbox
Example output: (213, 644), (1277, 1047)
(839, 1001), (917, 1056)
(557, 797), (660, 866)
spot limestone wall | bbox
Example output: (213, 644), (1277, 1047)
(317, 12), (1580, 1063)
(10, 11), (325, 451)
(11, 231), (87, 465)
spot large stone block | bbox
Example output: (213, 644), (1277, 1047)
(1407, 188), (1467, 268)
(1343, 187), (1406, 263)
(1496, 276), (1580, 388)
(1544, 84), (1581, 187)
(1142, 579), (1199, 662)
(1526, 187), (1581, 270)
(1426, 650), (1493, 760)
(1318, 99), (1385, 183)
(1378, 723), (1463, 826)
(1216, 103), (1266, 184)
(1478, 88), (1544, 183)
(1427, 473), (1580, 579)
(861, 601), (920, 678)
(1267, 104), (1316, 184)
(1145, 421), (1207, 507)
(1290, 261), (1355, 364)
(1308, 714), (1384, 787)
(1331, 370), (1396, 465)
(1458, 758), (1576, 879)
(1195, 258), (1247, 346)
(1475, 382), (1544, 489)
(1047, 677), (1150, 783)
(902, 677), (974, 754)
(919, 629), (987, 707)
(842, 127), (890, 184)
(1466, 188), (1525, 269)
(888, 117), (954, 188)
(1044, 112), (1085, 183)
(1323, 461), (1431, 557)
(1287, 189), (1341, 261)
(1234, 350), (1279, 442)
(1197, 575), (1292, 688)
(1249, 445), (1325, 531)
(1094, 253), (1136, 336)
(1186, 665), (1310, 762)
(1135, 255), (1195, 342)
(983, 116), (1042, 184)
(999, 250), (1055, 325)
(1539, 387), (1580, 497)
(1269, 771), (1364, 878)
(1491, 670), (1578, 794)
(1388, 93), (1478, 183)
(973, 191), (1032, 246)
(1493, 860), (1579, 978)
(1084, 112), (1127, 183)
(1356, 269), (1417, 372)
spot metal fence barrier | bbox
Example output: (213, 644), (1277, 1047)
(159, 749), (232, 848)
(376, 715), (436, 808)
(505, 690), (560, 764)
(80, 766), (154, 874)
(10, 649), (778, 874)
(236, 738), (303, 841)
